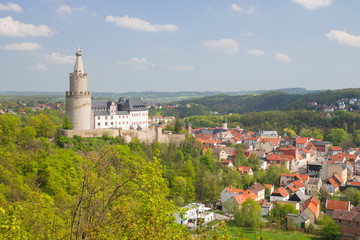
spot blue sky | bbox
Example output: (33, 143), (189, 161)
(0, 0), (359, 92)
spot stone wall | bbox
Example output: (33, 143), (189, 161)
(61, 128), (185, 146)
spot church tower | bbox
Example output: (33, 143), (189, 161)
(66, 48), (92, 130)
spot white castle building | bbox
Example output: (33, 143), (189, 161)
(66, 49), (148, 131)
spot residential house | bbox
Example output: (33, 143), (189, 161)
(325, 177), (339, 194)
(220, 186), (243, 204)
(249, 183), (265, 201)
(270, 187), (290, 202)
(296, 137), (311, 149)
(320, 163), (347, 184)
(287, 213), (310, 229)
(175, 203), (214, 227)
(152, 115), (163, 123)
(332, 209), (360, 240)
(212, 147), (228, 161)
(221, 159), (234, 168)
(302, 196), (320, 224)
(326, 199), (351, 217)
(291, 181), (306, 193)
(355, 158), (360, 175)
(244, 137), (260, 149)
(310, 141), (332, 156)
(266, 154), (296, 171)
(329, 146), (343, 156)
(279, 173), (301, 186)
(307, 163), (323, 178)
(307, 178), (322, 196)
(255, 130), (278, 138)
(237, 166), (253, 175)
(288, 191), (310, 204)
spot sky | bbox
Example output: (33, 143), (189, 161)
(0, 0), (359, 93)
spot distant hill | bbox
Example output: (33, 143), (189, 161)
(162, 88), (360, 117)
(0, 87), (320, 104)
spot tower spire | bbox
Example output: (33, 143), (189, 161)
(74, 48), (84, 74)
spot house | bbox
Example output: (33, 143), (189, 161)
(212, 147), (228, 161)
(288, 191), (309, 203)
(175, 203), (214, 227)
(307, 163), (323, 178)
(220, 186), (243, 204)
(325, 199), (351, 217)
(279, 173), (301, 186)
(307, 178), (322, 196)
(296, 137), (311, 149)
(320, 163), (347, 184)
(224, 190), (258, 211)
(249, 183), (265, 201)
(325, 177), (339, 193)
(310, 141), (332, 156)
(244, 137), (260, 149)
(237, 166), (253, 175)
(152, 115), (163, 123)
(302, 196), (320, 224)
(355, 158), (360, 175)
(332, 209), (360, 240)
(255, 130), (278, 138)
(329, 146), (343, 156)
(221, 159), (233, 168)
(345, 181), (360, 191)
(164, 116), (176, 124)
(270, 187), (290, 202)
(266, 154), (296, 171)
(292, 181), (306, 193)
(287, 212), (310, 229)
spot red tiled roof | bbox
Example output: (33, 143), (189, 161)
(293, 180), (305, 188)
(233, 194), (245, 205)
(306, 201), (318, 214)
(242, 189), (258, 200)
(265, 184), (273, 189)
(330, 146), (343, 151)
(273, 187), (289, 197)
(225, 186), (243, 194)
(326, 199), (350, 211)
(328, 178), (339, 188)
(296, 137), (309, 144)
(299, 174), (309, 181)
(333, 173), (343, 184)
(237, 166), (252, 174)
(288, 185), (298, 192)
(350, 182), (360, 186)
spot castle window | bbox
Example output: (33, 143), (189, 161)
(97, 116), (100, 120)
(105, 122), (108, 126)
(97, 123), (100, 126)
(111, 122), (113, 125)
(111, 116), (113, 119)
(105, 116), (108, 120)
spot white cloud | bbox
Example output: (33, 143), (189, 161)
(231, 4), (255, 14)
(0, 3), (22, 12)
(29, 64), (47, 71)
(105, 15), (178, 32)
(0, 16), (54, 37)
(274, 52), (291, 62)
(326, 30), (360, 48)
(248, 49), (265, 56)
(242, 32), (255, 37)
(57, 4), (72, 14)
(203, 39), (239, 54)
(47, 53), (75, 64)
(170, 65), (195, 71)
(4, 42), (41, 51)
(131, 57), (148, 64)
(56, 4), (93, 16)
(291, 0), (333, 9)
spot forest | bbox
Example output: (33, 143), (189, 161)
(0, 108), (291, 239)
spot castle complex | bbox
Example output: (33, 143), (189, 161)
(62, 49), (184, 145)
(66, 49), (148, 131)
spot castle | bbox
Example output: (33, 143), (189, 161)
(62, 49), (184, 146)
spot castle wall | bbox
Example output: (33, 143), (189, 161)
(61, 128), (120, 138)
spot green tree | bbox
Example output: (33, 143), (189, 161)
(234, 199), (262, 231)
(0, 114), (20, 144)
(341, 188), (360, 206)
(62, 116), (72, 130)
(174, 118), (181, 133)
(28, 114), (56, 138)
(325, 128), (349, 146)
(318, 215), (341, 240)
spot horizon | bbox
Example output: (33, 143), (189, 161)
(0, 1), (359, 92)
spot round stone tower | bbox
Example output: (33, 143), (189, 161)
(65, 48), (92, 130)
(222, 117), (227, 130)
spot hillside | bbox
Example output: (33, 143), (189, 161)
(162, 88), (360, 117)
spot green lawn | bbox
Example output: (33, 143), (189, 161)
(209, 222), (320, 240)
